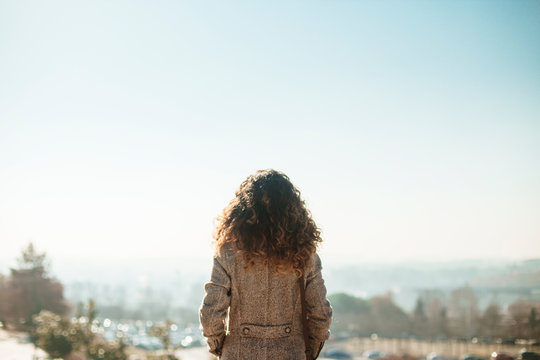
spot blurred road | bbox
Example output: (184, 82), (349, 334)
(176, 346), (216, 360)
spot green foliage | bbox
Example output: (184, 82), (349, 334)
(329, 292), (409, 337)
(33, 311), (80, 358)
(479, 302), (502, 338)
(87, 339), (127, 360)
(148, 321), (179, 360)
(328, 293), (370, 314)
(328, 293), (373, 336)
(529, 307), (538, 336)
(329, 289), (538, 341)
(33, 300), (127, 360)
(369, 294), (410, 337)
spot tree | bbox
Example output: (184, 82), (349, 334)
(328, 292), (372, 336)
(17, 243), (49, 273)
(508, 300), (531, 338)
(3, 243), (69, 328)
(439, 306), (449, 339)
(479, 302), (502, 338)
(369, 293), (410, 337)
(411, 297), (428, 338)
(506, 300), (540, 339)
(529, 307), (540, 339)
(529, 307), (539, 339)
(329, 292), (415, 338)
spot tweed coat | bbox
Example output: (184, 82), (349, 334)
(199, 243), (333, 360)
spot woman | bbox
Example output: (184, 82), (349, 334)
(199, 169), (333, 360)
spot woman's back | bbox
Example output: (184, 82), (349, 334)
(225, 242), (302, 331)
(200, 242), (332, 360)
(199, 169), (333, 359)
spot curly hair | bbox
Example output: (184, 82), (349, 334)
(214, 169), (322, 277)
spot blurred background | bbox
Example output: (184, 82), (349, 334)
(1, 0), (539, 359)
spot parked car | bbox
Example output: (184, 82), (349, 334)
(496, 338), (516, 345)
(518, 352), (540, 360)
(461, 354), (485, 360)
(491, 352), (515, 360)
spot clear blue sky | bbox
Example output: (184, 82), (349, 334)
(1, 0), (539, 265)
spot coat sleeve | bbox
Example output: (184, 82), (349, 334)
(305, 253), (333, 358)
(199, 255), (231, 357)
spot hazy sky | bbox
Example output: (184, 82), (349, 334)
(1, 0), (539, 267)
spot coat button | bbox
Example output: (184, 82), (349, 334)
(285, 326), (291, 334)
(243, 327), (250, 335)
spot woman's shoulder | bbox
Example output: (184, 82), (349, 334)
(305, 251), (323, 277)
(215, 242), (238, 262)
